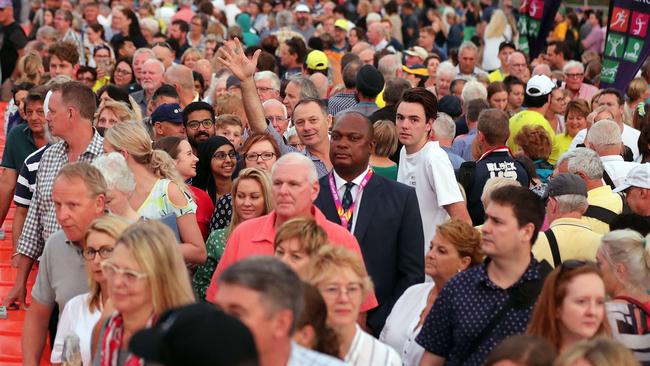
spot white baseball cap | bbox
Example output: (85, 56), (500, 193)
(526, 74), (555, 97)
(294, 4), (310, 12)
(613, 163), (650, 192)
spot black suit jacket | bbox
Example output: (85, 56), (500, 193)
(315, 172), (424, 335)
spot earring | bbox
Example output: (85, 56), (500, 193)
(457, 268), (461, 273)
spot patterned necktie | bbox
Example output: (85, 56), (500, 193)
(342, 182), (355, 230)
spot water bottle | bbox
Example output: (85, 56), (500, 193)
(61, 334), (82, 366)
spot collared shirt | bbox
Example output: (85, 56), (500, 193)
(374, 39), (389, 52)
(346, 324), (402, 366)
(16, 132), (104, 259)
(266, 124), (329, 178)
(532, 217), (602, 267)
(14, 144), (49, 207)
(451, 128), (477, 161)
(441, 146), (465, 171)
(328, 92), (358, 116)
(454, 65), (488, 80)
(205, 206), (378, 312)
(288, 342), (347, 366)
(571, 124), (641, 161)
(601, 155), (639, 188)
(585, 185), (623, 234)
(1, 123), (38, 170)
(416, 257), (545, 366)
(332, 166), (371, 234)
(572, 83), (599, 101)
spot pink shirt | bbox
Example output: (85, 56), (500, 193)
(171, 8), (195, 24)
(205, 206), (379, 311)
(566, 83), (599, 102)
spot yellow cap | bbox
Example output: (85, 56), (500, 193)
(334, 18), (349, 31)
(306, 50), (329, 71)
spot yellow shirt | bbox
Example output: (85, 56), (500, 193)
(584, 185), (623, 235)
(554, 133), (574, 158)
(508, 109), (562, 163)
(375, 88), (386, 108)
(488, 69), (508, 83)
(532, 217), (602, 267)
(550, 21), (569, 41)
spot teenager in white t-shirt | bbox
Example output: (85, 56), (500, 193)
(395, 88), (471, 256)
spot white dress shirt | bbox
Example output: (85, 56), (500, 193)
(601, 155), (639, 188)
(332, 166), (372, 234)
(571, 124), (641, 161)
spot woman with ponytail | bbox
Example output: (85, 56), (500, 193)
(597, 229), (650, 365)
(104, 121), (206, 265)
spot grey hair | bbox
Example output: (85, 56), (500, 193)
(133, 47), (155, 61)
(557, 147), (604, 180)
(263, 98), (288, 119)
(143, 58), (165, 74)
(139, 18), (160, 35)
(436, 61), (457, 79)
(92, 152), (136, 194)
(586, 120), (622, 150)
(272, 152), (318, 184)
(600, 229), (650, 291)
(36, 26), (58, 41)
(276, 10), (293, 28)
(553, 194), (589, 214)
(288, 75), (320, 100)
(458, 41), (478, 55)
(377, 54), (402, 81)
(461, 80), (488, 103)
(433, 113), (456, 140)
(563, 60), (585, 74)
(254, 71), (281, 91)
(219, 256), (304, 333)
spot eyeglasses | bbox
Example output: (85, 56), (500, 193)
(115, 68), (131, 75)
(83, 246), (114, 260)
(100, 261), (148, 284)
(289, 142), (304, 149)
(566, 73), (584, 79)
(212, 150), (237, 160)
(151, 41), (173, 50)
(186, 118), (214, 130)
(244, 152), (276, 161)
(320, 282), (363, 299)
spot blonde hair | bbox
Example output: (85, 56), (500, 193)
(181, 47), (202, 65)
(84, 215), (132, 312)
(627, 77), (648, 102)
(481, 177), (521, 208)
(16, 51), (44, 84)
(274, 217), (329, 255)
(599, 229), (650, 292)
(95, 100), (137, 127)
(304, 246), (373, 298)
(57, 162), (107, 197)
(373, 120), (398, 157)
(554, 337), (640, 366)
(485, 9), (508, 39)
(104, 121), (188, 194)
(114, 221), (195, 313)
(227, 168), (273, 235)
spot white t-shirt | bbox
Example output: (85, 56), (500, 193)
(397, 141), (465, 257)
(570, 124), (641, 161)
(380, 282), (433, 366)
(600, 155), (639, 188)
(51, 293), (101, 366)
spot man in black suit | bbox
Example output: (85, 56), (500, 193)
(315, 112), (424, 336)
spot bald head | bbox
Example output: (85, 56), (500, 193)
(193, 59), (213, 87)
(309, 73), (329, 99)
(351, 41), (372, 55)
(165, 64), (194, 92)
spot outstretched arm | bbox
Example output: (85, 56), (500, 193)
(216, 38), (267, 133)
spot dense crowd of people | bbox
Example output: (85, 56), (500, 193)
(0, 0), (649, 365)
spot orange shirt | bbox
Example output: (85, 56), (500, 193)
(205, 206), (379, 312)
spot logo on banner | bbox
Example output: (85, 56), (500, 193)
(610, 7), (630, 32)
(529, 0), (544, 19)
(631, 12), (649, 37)
(602, 59), (619, 84)
(624, 38), (645, 62)
(605, 33), (626, 58)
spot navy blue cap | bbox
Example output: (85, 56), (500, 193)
(152, 103), (183, 124)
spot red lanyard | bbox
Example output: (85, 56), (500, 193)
(328, 169), (374, 229)
(478, 146), (513, 161)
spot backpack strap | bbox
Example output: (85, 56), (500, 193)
(602, 169), (616, 190)
(457, 161), (477, 195)
(584, 205), (618, 224)
(613, 296), (650, 317)
(544, 229), (562, 267)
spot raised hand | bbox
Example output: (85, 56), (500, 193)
(216, 38), (261, 81)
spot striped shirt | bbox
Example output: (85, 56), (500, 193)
(14, 144), (49, 207)
(345, 325), (402, 366)
(16, 132), (104, 259)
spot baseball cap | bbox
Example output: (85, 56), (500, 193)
(334, 18), (349, 31)
(356, 64), (384, 98)
(226, 75), (241, 89)
(544, 173), (588, 199)
(526, 74), (555, 97)
(295, 4), (310, 12)
(306, 50), (329, 71)
(438, 95), (462, 119)
(404, 46), (429, 61)
(499, 41), (517, 52)
(613, 163), (650, 192)
(402, 64), (429, 77)
(0, 0), (12, 8)
(129, 302), (259, 366)
(151, 103), (183, 124)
